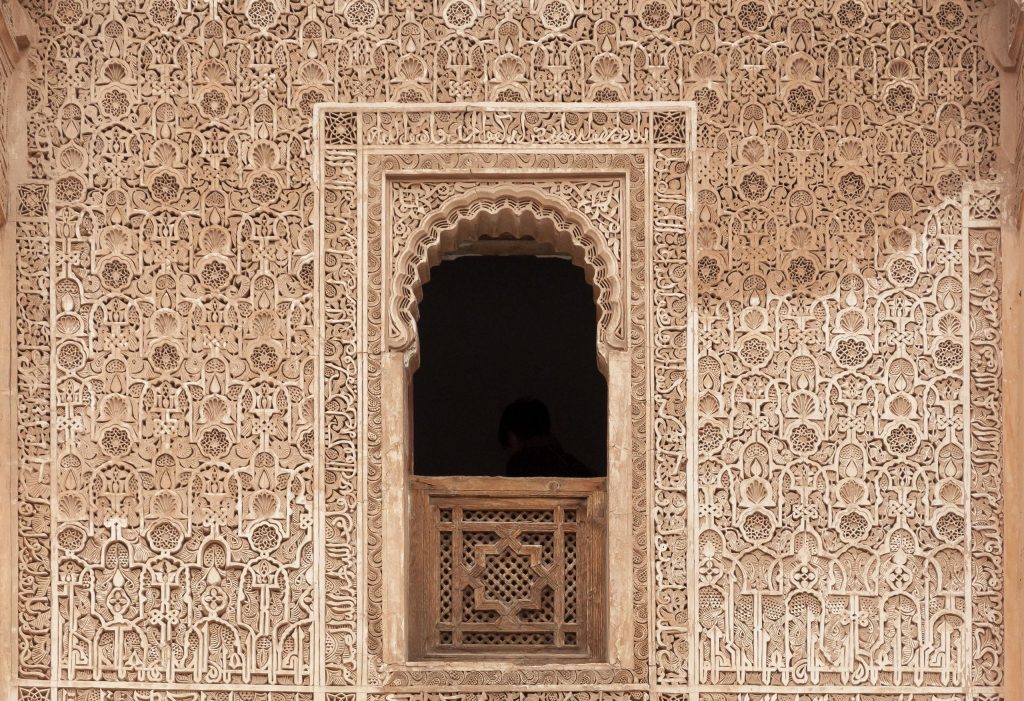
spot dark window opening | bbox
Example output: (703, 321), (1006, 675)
(413, 256), (607, 477)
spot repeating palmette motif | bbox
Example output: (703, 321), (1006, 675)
(11, 0), (1003, 696)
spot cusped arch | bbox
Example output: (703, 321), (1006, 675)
(387, 186), (626, 366)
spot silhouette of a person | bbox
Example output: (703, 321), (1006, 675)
(498, 398), (590, 478)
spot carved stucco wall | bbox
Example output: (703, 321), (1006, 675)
(9, 0), (1005, 699)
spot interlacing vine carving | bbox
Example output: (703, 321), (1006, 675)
(387, 186), (626, 358)
(339, 139), (654, 687)
(9, 0), (1005, 696)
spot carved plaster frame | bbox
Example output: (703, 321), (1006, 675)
(314, 102), (695, 689)
(381, 183), (630, 664)
(382, 182), (632, 671)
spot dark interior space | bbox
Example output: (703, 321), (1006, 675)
(413, 255), (607, 477)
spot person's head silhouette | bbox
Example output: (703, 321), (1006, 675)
(498, 397), (551, 452)
(498, 398), (589, 478)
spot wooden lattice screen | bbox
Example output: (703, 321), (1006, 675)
(409, 477), (606, 662)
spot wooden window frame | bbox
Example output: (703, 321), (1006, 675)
(407, 476), (607, 662)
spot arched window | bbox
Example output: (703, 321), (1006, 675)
(379, 193), (633, 666)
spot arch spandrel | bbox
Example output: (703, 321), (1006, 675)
(385, 186), (627, 368)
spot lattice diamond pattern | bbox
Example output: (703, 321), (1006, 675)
(481, 548), (535, 605)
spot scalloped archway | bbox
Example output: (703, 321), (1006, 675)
(386, 187), (626, 371)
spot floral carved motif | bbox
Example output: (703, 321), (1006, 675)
(9, 0), (1007, 693)
(317, 107), (678, 686)
(387, 186), (627, 357)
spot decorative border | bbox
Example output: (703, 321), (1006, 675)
(385, 187), (627, 357)
(964, 182), (1004, 688)
(315, 102), (695, 690)
(369, 155), (642, 687)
